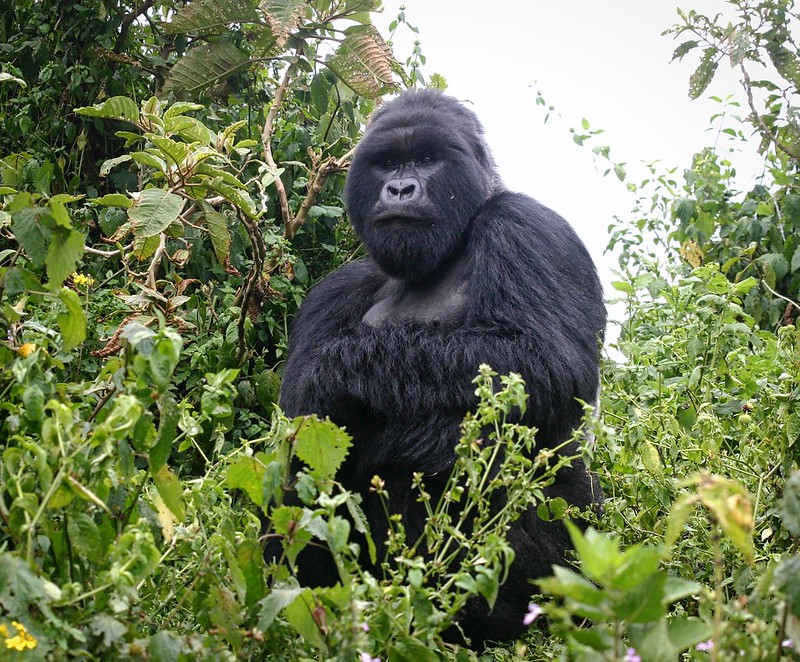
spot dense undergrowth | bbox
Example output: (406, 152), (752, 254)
(1, 0), (799, 659)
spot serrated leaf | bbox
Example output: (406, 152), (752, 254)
(163, 41), (250, 97)
(261, 0), (306, 49)
(689, 48), (719, 99)
(12, 206), (52, 266)
(167, 0), (259, 34)
(75, 96), (140, 124)
(67, 513), (102, 563)
(47, 228), (84, 287)
(326, 25), (398, 98)
(758, 252), (789, 281)
(153, 466), (185, 521)
(57, 287), (87, 351)
(129, 188), (184, 237)
(293, 417), (352, 481)
(226, 454), (270, 505)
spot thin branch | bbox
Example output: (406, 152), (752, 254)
(85, 246), (121, 258)
(739, 63), (800, 160)
(261, 64), (295, 231)
(762, 279), (800, 312)
(284, 147), (355, 239)
(146, 233), (167, 290)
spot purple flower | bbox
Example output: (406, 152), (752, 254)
(623, 647), (641, 662)
(359, 654), (379, 662)
(782, 639), (794, 649)
(696, 639), (714, 652)
(360, 622), (370, 632)
(523, 602), (542, 626)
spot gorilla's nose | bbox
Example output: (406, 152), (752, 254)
(381, 177), (422, 204)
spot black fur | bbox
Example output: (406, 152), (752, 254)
(275, 89), (606, 646)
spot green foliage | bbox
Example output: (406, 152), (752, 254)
(2, 0), (800, 659)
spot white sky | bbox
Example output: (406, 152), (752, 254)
(373, 1), (764, 329)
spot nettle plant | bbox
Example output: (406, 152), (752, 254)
(236, 366), (589, 659)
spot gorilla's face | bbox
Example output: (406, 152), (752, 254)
(345, 91), (497, 282)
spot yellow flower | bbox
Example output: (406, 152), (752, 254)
(4, 621), (37, 651)
(17, 343), (37, 358)
(0, 624), (7, 637)
(71, 272), (95, 287)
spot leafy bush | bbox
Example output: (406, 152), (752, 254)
(1, 0), (800, 660)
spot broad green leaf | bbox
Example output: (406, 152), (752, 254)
(611, 280), (635, 294)
(326, 25), (398, 98)
(567, 523), (620, 582)
(91, 193), (133, 208)
(257, 585), (303, 630)
(151, 136), (191, 168)
(47, 228), (84, 287)
(758, 252), (789, 281)
(67, 512), (103, 563)
(167, 0), (259, 34)
(204, 207), (233, 267)
(164, 101), (205, 119)
(12, 206), (52, 266)
(131, 151), (167, 172)
(293, 416), (352, 481)
(153, 466), (185, 521)
(75, 96), (139, 124)
(163, 41), (250, 97)
(283, 588), (326, 649)
(688, 47), (719, 99)
(57, 287), (87, 351)
(226, 453), (271, 505)
(207, 179), (258, 218)
(149, 631), (185, 662)
(733, 276), (758, 294)
(238, 540), (267, 606)
(129, 188), (184, 237)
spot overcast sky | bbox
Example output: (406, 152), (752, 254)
(373, 1), (764, 331)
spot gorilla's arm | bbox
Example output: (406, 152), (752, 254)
(284, 194), (605, 470)
(279, 259), (388, 418)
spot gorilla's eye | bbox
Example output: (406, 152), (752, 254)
(382, 158), (397, 168)
(418, 155), (433, 165)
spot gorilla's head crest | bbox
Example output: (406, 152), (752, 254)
(345, 90), (501, 281)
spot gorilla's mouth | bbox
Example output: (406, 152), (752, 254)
(372, 212), (428, 226)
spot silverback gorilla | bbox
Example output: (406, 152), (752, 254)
(276, 89), (606, 645)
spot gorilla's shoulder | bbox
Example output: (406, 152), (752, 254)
(296, 258), (386, 318)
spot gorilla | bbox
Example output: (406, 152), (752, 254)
(276, 89), (606, 645)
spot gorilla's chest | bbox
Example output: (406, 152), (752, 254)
(362, 255), (470, 330)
